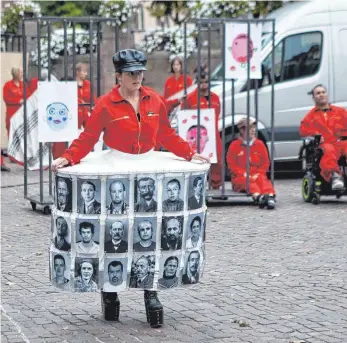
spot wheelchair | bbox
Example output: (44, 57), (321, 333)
(298, 135), (347, 204)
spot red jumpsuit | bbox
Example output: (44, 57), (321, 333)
(164, 74), (193, 100)
(28, 77), (38, 96)
(227, 138), (275, 195)
(184, 89), (222, 189)
(3, 79), (26, 134)
(61, 85), (194, 165)
(300, 105), (347, 181)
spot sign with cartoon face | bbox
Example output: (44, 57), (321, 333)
(225, 23), (262, 79)
(176, 109), (217, 163)
(38, 81), (78, 142)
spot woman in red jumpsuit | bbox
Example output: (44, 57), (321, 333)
(227, 118), (276, 209)
(184, 72), (222, 189)
(52, 49), (209, 328)
(163, 56), (193, 108)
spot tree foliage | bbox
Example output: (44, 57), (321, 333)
(37, 1), (100, 18)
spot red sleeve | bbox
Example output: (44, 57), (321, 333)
(256, 140), (270, 173)
(337, 107), (347, 136)
(3, 82), (22, 105)
(61, 97), (105, 165)
(299, 110), (333, 139)
(227, 141), (245, 176)
(156, 97), (194, 161)
(163, 77), (171, 99)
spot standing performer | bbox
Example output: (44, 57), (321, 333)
(227, 117), (276, 209)
(184, 72), (223, 189)
(52, 49), (209, 328)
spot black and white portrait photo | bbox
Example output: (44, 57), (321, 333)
(51, 252), (70, 290)
(188, 175), (204, 210)
(134, 176), (157, 213)
(133, 218), (156, 252)
(103, 258), (127, 291)
(129, 254), (155, 289)
(74, 258), (99, 292)
(75, 219), (100, 255)
(161, 216), (184, 251)
(203, 211), (207, 242)
(77, 179), (101, 214)
(158, 255), (181, 289)
(185, 213), (204, 249)
(55, 176), (72, 212)
(182, 250), (201, 285)
(104, 219), (128, 254)
(106, 179), (130, 215)
(53, 216), (71, 251)
(162, 177), (185, 212)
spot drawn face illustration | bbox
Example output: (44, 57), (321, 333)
(46, 102), (69, 131)
(231, 34), (254, 63)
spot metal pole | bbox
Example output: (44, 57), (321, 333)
(89, 19), (94, 109)
(183, 22), (187, 109)
(207, 23), (211, 108)
(197, 20), (201, 154)
(245, 22), (251, 195)
(47, 21), (52, 196)
(97, 21), (101, 97)
(255, 79), (259, 136)
(115, 24), (120, 85)
(72, 22), (76, 78)
(22, 20), (28, 198)
(63, 20), (68, 148)
(270, 19), (276, 184)
(17, 35), (20, 51)
(231, 79), (235, 137)
(37, 19), (43, 204)
(221, 22), (226, 195)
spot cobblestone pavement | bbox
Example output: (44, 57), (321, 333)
(1, 160), (347, 343)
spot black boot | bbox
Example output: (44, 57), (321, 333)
(101, 291), (120, 321)
(258, 195), (267, 209)
(144, 290), (163, 328)
(266, 195), (276, 209)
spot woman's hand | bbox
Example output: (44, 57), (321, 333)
(191, 153), (210, 163)
(52, 157), (69, 172)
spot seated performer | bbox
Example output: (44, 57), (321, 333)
(300, 84), (347, 190)
(227, 117), (276, 209)
(51, 49), (209, 328)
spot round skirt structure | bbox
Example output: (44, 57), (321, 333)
(50, 150), (210, 293)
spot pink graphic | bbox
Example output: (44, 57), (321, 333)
(182, 119), (188, 124)
(186, 126), (209, 154)
(230, 66), (236, 71)
(231, 33), (254, 63)
(251, 66), (256, 72)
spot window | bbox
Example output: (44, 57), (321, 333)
(241, 31), (323, 91)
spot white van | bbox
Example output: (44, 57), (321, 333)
(170, 0), (347, 166)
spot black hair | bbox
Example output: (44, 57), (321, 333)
(307, 84), (326, 96)
(79, 221), (95, 235)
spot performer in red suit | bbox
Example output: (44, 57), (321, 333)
(227, 117), (276, 209)
(300, 84), (347, 190)
(184, 72), (222, 189)
(163, 56), (193, 106)
(51, 49), (209, 328)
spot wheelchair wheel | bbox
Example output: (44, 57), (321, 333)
(302, 174), (314, 203)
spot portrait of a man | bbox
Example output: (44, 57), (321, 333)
(56, 177), (72, 212)
(161, 216), (183, 251)
(103, 260), (126, 291)
(78, 180), (101, 214)
(76, 221), (99, 254)
(188, 176), (204, 210)
(186, 125), (209, 154)
(53, 216), (71, 251)
(133, 220), (156, 252)
(74, 258), (98, 292)
(52, 254), (70, 290)
(158, 256), (179, 289)
(104, 220), (128, 253)
(135, 177), (157, 212)
(107, 180), (129, 215)
(129, 255), (154, 289)
(186, 216), (203, 249)
(162, 178), (184, 212)
(182, 250), (200, 284)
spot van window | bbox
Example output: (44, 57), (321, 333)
(241, 31), (323, 91)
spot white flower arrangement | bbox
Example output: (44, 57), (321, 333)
(138, 27), (198, 60)
(98, 0), (139, 29)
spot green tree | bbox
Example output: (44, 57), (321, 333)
(37, 1), (100, 17)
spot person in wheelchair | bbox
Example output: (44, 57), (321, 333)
(300, 84), (347, 191)
(227, 117), (276, 209)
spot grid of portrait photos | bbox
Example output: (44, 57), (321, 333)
(50, 171), (208, 292)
